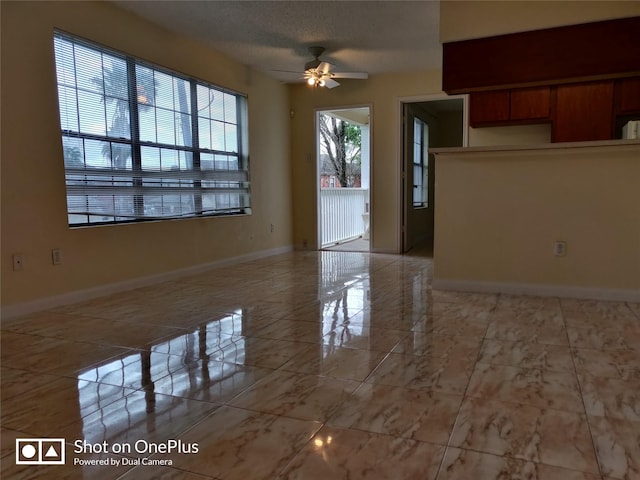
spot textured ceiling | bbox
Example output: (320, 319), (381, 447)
(114, 0), (442, 84)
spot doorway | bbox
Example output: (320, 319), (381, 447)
(401, 97), (465, 253)
(317, 106), (371, 252)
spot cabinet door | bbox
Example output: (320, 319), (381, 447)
(615, 77), (640, 114)
(470, 91), (510, 126)
(553, 81), (614, 142)
(510, 87), (551, 121)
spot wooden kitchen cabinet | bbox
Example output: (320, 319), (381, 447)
(615, 77), (640, 114)
(469, 90), (510, 126)
(470, 87), (551, 127)
(510, 87), (551, 121)
(553, 81), (614, 142)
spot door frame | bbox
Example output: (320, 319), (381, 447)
(315, 104), (373, 250)
(398, 94), (468, 253)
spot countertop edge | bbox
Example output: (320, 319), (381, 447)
(430, 139), (640, 155)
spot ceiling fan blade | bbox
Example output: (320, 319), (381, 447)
(272, 69), (304, 74)
(317, 62), (332, 75)
(332, 72), (369, 79)
(324, 78), (340, 89)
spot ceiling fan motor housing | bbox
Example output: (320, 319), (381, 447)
(305, 46), (326, 72)
(304, 58), (322, 72)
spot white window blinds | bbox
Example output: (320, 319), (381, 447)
(54, 31), (250, 226)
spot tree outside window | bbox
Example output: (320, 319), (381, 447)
(319, 114), (361, 188)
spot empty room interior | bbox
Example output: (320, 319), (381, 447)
(1, 1), (639, 479)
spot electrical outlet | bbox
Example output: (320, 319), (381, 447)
(52, 248), (63, 265)
(12, 254), (24, 271)
(303, 239), (308, 248)
(554, 241), (567, 257)
(270, 223), (275, 233)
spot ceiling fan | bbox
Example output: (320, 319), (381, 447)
(301, 46), (368, 88)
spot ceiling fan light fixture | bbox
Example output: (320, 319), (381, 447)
(297, 46), (367, 89)
(304, 60), (321, 73)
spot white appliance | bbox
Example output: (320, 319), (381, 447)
(622, 120), (639, 139)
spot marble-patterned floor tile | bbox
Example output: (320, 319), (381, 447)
(1, 332), (131, 375)
(246, 319), (326, 343)
(428, 301), (496, 321)
(148, 329), (235, 359)
(229, 370), (358, 422)
(61, 390), (219, 448)
(242, 302), (297, 323)
(478, 339), (575, 372)
(166, 406), (321, 480)
(201, 313), (279, 337)
(391, 332), (482, 361)
(1, 427), (33, 460)
(152, 359), (275, 404)
(578, 373), (640, 421)
(365, 352), (474, 395)
(437, 447), (602, 480)
(567, 324), (640, 350)
(496, 294), (562, 310)
(322, 325), (408, 352)
(428, 290), (498, 307)
(278, 345), (385, 381)
(327, 383), (461, 444)
(0, 367), (61, 401)
(561, 298), (637, 317)
(6, 311), (188, 345)
(77, 350), (199, 390)
(365, 297), (430, 318)
(118, 465), (218, 479)
(411, 315), (489, 337)
(1, 378), (135, 437)
(449, 397), (599, 474)
(486, 317), (569, 346)
(466, 363), (583, 412)
(52, 292), (161, 316)
(589, 415), (640, 480)
(294, 303), (364, 327)
(209, 336), (311, 369)
(572, 348), (640, 381)
(562, 307), (638, 329)
(490, 308), (566, 327)
(278, 425), (445, 480)
(1, 451), (133, 480)
(5, 251), (639, 479)
(1, 311), (91, 336)
(156, 306), (247, 331)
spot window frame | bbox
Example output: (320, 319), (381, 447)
(412, 117), (428, 209)
(54, 30), (250, 227)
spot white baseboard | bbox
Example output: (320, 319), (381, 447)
(1, 245), (293, 322)
(432, 278), (640, 303)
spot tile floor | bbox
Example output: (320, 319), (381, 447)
(1, 250), (638, 479)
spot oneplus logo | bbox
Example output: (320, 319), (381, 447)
(16, 438), (66, 465)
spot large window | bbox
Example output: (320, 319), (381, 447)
(413, 118), (428, 208)
(54, 31), (250, 226)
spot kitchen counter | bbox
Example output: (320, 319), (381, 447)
(430, 138), (640, 302)
(430, 138), (640, 155)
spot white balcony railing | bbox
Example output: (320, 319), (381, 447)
(320, 188), (369, 247)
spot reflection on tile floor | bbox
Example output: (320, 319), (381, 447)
(1, 250), (639, 479)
